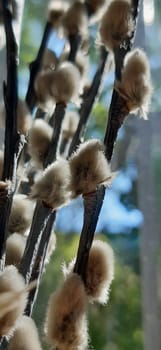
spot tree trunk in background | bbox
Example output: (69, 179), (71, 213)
(137, 116), (161, 350)
(134, 1), (161, 349)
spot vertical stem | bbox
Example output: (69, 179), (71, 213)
(44, 103), (66, 167)
(68, 34), (81, 62)
(68, 48), (108, 157)
(25, 22), (52, 112)
(0, 1), (24, 270)
(19, 202), (52, 283)
(74, 185), (105, 282)
(25, 210), (56, 316)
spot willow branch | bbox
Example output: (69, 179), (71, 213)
(68, 47), (108, 157)
(0, 1), (24, 271)
(20, 103), (66, 286)
(25, 21), (52, 112)
(74, 185), (106, 282)
(25, 210), (56, 316)
(45, 103), (66, 167)
(104, 0), (140, 161)
(68, 34), (81, 62)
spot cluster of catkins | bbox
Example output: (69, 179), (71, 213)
(0, 0), (153, 349)
(45, 239), (114, 349)
(30, 139), (114, 208)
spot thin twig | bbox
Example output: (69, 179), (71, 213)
(44, 103), (66, 167)
(25, 210), (56, 316)
(0, 1), (24, 271)
(19, 202), (52, 283)
(25, 21), (52, 112)
(68, 47), (108, 157)
(20, 103), (66, 286)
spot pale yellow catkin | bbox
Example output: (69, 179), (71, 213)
(69, 139), (113, 196)
(8, 316), (42, 350)
(46, 273), (88, 350)
(115, 48), (153, 118)
(0, 266), (27, 338)
(99, 0), (134, 50)
(28, 119), (53, 165)
(8, 194), (34, 234)
(31, 159), (72, 209)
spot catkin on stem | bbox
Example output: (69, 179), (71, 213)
(8, 194), (35, 235)
(99, 0), (134, 51)
(35, 62), (81, 108)
(31, 159), (72, 209)
(0, 266), (27, 337)
(69, 139), (113, 196)
(115, 48), (153, 118)
(45, 273), (88, 350)
(8, 316), (42, 350)
(28, 119), (53, 165)
(6, 233), (26, 268)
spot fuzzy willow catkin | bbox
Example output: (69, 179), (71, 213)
(8, 194), (35, 234)
(35, 62), (81, 109)
(62, 110), (79, 141)
(45, 273), (88, 350)
(28, 119), (53, 165)
(99, 0), (134, 51)
(48, 0), (68, 29)
(115, 48), (153, 118)
(63, 240), (114, 304)
(8, 316), (42, 350)
(69, 139), (113, 196)
(0, 100), (32, 135)
(6, 233), (26, 268)
(62, 1), (88, 37)
(31, 159), (72, 209)
(0, 266), (28, 337)
(85, 240), (114, 303)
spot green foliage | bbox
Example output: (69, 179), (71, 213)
(33, 233), (143, 350)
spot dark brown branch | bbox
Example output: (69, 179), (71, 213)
(74, 185), (106, 282)
(68, 34), (81, 62)
(25, 21), (52, 112)
(73, 0), (140, 284)
(25, 210), (56, 316)
(19, 202), (52, 283)
(0, 1), (24, 270)
(68, 47), (108, 157)
(104, 0), (140, 162)
(20, 103), (66, 286)
(44, 103), (66, 167)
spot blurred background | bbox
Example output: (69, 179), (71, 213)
(0, 0), (161, 349)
